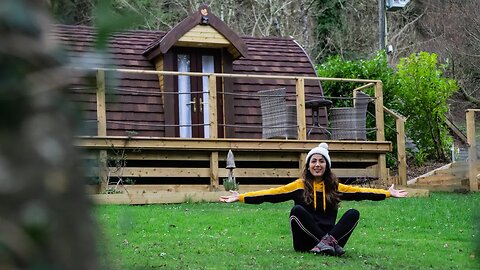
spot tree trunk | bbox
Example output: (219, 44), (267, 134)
(0, 1), (98, 269)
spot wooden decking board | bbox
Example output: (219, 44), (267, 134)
(87, 166), (378, 179)
(75, 136), (392, 152)
(407, 184), (469, 192)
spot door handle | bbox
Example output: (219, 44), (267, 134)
(189, 97), (196, 112)
(200, 98), (204, 113)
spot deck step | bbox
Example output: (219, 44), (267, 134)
(415, 175), (467, 185)
(407, 184), (469, 193)
(407, 161), (478, 191)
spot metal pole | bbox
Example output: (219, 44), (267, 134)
(378, 0), (386, 51)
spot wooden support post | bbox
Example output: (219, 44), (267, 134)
(98, 151), (108, 191)
(396, 116), (407, 186)
(208, 74), (218, 139)
(210, 152), (219, 191)
(295, 78), (307, 140)
(384, 106), (407, 186)
(466, 109), (479, 191)
(374, 81), (385, 141)
(299, 153), (307, 176)
(374, 81), (387, 181)
(96, 70), (108, 191)
(96, 70), (107, 136)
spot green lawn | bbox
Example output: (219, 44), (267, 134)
(95, 192), (479, 269)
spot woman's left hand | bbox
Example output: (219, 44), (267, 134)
(219, 190), (240, 203)
(388, 184), (408, 198)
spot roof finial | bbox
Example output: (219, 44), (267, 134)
(199, 4), (209, 24)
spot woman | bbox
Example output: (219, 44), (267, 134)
(219, 143), (408, 256)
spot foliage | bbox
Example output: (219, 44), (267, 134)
(92, 0), (141, 50)
(110, 0), (183, 31)
(411, 148), (428, 167)
(1, 0), (98, 268)
(222, 177), (239, 191)
(314, 0), (345, 59)
(316, 52), (399, 166)
(317, 51), (397, 107)
(96, 193), (479, 269)
(102, 187), (123, 194)
(48, 0), (94, 24)
(394, 52), (457, 161)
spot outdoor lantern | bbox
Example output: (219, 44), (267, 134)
(386, 0), (411, 11)
(224, 150), (238, 191)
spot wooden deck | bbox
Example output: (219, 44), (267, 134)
(71, 68), (415, 201)
(79, 136), (392, 194)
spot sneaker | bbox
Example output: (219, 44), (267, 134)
(310, 234), (335, 256)
(324, 234), (345, 256)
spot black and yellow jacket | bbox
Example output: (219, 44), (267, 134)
(239, 179), (390, 230)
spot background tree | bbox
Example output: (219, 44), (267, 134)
(411, 0), (480, 120)
(48, 0), (94, 24)
(48, 0), (321, 58)
(0, 0), (98, 269)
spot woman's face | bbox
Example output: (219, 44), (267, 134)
(309, 154), (327, 178)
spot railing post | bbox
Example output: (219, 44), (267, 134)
(96, 70), (108, 191)
(295, 78), (307, 140)
(374, 81), (387, 181)
(466, 109), (479, 191)
(96, 70), (107, 136)
(210, 152), (219, 191)
(208, 74), (219, 191)
(383, 107), (407, 186)
(374, 81), (385, 141)
(396, 116), (407, 186)
(208, 74), (218, 139)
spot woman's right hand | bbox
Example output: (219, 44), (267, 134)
(219, 190), (240, 203)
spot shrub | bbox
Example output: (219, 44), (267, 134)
(394, 52), (457, 161)
(316, 51), (399, 166)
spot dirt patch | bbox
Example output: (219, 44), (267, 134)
(406, 160), (448, 180)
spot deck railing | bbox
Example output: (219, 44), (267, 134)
(466, 109), (480, 191)
(91, 68), (407, 188)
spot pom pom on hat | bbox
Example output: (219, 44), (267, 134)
(306, 143), (331, 167)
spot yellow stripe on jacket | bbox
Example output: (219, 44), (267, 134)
(238, 179), (391, 206)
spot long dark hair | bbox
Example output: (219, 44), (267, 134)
(302, 155), (340, 209)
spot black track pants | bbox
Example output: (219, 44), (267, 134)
(289, 205), (360, 252)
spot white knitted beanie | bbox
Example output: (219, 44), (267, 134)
(305, 143), (331, 167)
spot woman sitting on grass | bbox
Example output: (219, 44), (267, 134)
(220, 143), (408, 256)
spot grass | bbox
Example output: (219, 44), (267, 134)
(95, 192), (480, 269)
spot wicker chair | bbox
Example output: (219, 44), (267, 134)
(330, 91), (370, 140)
(258, 88), (297, 139)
